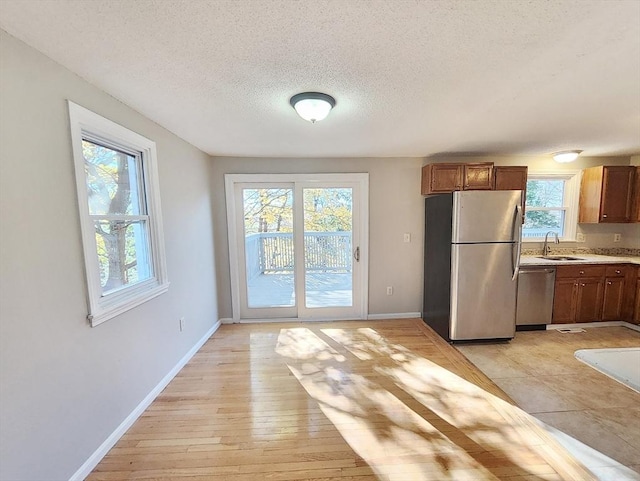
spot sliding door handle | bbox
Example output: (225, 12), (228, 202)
(353, 246), (360, 262)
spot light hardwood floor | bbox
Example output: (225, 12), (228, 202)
(89, 319), (598, 480)
(456, 326), (640, 477)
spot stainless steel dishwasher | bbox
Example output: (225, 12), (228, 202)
(516, 267), (556, 329)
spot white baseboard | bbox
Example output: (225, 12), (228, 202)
(547, 321), (640, 333)
(223, 314), (421, 323)
(367, 312), (421, 320)
(69, 320), (221, 481)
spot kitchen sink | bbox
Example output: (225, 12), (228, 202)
(536, 256), (584, 261)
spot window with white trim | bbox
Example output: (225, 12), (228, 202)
(523, 171), (580, 242)
(68, 102), (168, 326)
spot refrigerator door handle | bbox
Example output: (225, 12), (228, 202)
(511, 204), (523, 281)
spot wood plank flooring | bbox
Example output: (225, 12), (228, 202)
(88, 319), (598, 480)
(456, 326), (640, 476)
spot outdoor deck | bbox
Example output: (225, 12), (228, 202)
(247, 272), (352, 308)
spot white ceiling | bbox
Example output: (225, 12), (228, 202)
(1, 0), (639, 158)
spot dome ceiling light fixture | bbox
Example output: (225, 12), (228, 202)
(553, 150), (583, 163)
(290, 92), (336, 123)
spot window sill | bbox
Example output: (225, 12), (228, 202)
(89, 282), (170, 327)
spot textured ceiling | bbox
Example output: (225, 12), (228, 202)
(1, 0), (639, 158)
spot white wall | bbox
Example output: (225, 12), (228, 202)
(0, 31), (218, 480)
(211, 157), (425, 319)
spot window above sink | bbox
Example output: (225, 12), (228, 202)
(523, 171), (580, 243)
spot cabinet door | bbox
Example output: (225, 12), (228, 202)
(494, 166), (528, 191)
(631, 166), (640, 223)
(602, 277), (625, 320)
(634, 278), (640, 324)
(422, 164), (462, 194)
(463, 163), (494, 190)
(600, 166), (634, 222)
(494, 166), (528, 222)
(575, 278), (604, 322)
(552, 278), (577, 323)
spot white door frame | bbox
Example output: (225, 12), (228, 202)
(225, 173), (369, 322)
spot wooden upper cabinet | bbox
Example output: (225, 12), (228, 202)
(579, 166), (635, 223)
(631, 166), (640, 223)
(463, 163), (494, 190)
(494, 166), (528, 190)
(421, 162), (496, 195)
(421, 164), (462, 195)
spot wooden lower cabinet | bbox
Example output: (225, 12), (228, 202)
(634, 273), (640, 324)
(552, 263), (637, 324)
(575, 278), (604, 322)
(552, 278), (579, 323)
(602, 277), (625, 320)
(552, 277), (603, 323)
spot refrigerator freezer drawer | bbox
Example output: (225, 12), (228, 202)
(452, 190), (523, 243)
(450, 243), (517, 340)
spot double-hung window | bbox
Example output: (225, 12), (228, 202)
(68, 102), (168, 326)
(523, 171), (580, 241)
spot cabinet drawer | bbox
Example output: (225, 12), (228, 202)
(556, 265), (605, 278)
(605, 265), (629, 277)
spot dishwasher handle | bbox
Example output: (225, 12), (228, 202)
(519, 268), (556, 275)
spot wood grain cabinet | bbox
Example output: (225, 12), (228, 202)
(602, 265), (630, 321)
(634, 267), (640, 324)
(631, 166), (640, 223)
(552, 265), (605, 324)
(552, 263), (637, 323)
(494, 166), (528, 192)
(494, 166), (528, 221)
(421, 163), (462, 194)
(579, 166), (635, 223)
(421, 162), (497, 195)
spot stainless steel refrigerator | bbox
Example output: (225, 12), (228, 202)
(422, 190), (523, 342)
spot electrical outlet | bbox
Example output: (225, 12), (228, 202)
(179, 317), (185, 332)
(386, 286), (393, 296)
(403, 233), (411, 243)
(614, 233), (621, 243)
(576, 232), (585, 243)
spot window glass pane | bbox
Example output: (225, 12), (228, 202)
(242, 188), (295, 308)
(522, 210), (565, 239)
(303, 188), (353, 308)
(95, 220), (152, 294)
(526, 180), (564, 208)
(83, 140), (143, 216)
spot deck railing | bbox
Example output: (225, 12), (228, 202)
(245, 232), (352, 278)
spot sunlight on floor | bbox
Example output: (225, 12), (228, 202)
(276, 327), (595, 481)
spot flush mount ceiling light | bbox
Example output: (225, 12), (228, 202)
(290, 92), (336, 123)
(553, 150), (582, 163)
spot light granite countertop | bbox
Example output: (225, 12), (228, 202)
(521, 254), (640, 266)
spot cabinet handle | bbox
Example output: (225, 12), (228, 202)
(581, 283), (586, 286)
(579, 270), (585, 275)
(615, 270), (621, 274)
(607, 281), (612, 285)
(603, 214), (608, 218)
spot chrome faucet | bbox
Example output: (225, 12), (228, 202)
(542, 231), (559, 257)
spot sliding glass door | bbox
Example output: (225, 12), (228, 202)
(226, 174), (368, 321)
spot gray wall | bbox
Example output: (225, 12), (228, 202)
(212, 154), (639, 320)
(0, 31), (219, 480)
(211, 157), (426, 319)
